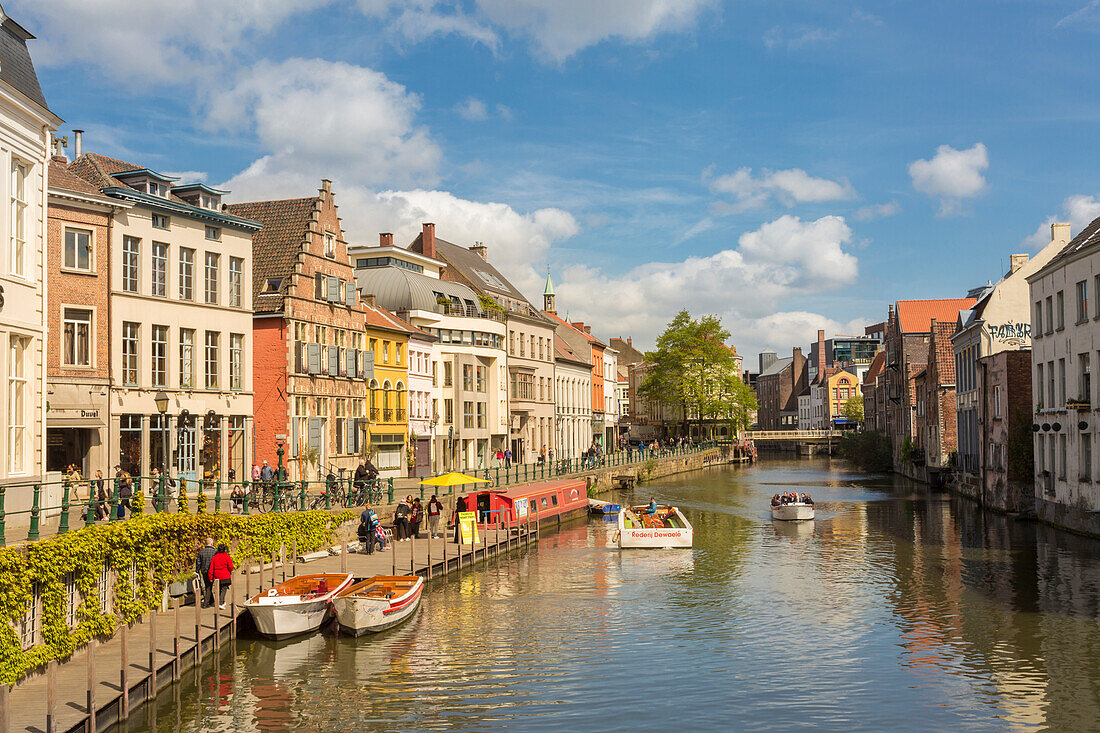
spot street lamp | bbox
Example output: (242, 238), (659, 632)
(155, 390), (169, 512)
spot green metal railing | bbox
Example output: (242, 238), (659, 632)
(0, 442), (719, 547)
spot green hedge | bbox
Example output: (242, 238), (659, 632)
(0, 509), (353, 683)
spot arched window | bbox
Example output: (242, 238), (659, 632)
(395, 381), (405, 412)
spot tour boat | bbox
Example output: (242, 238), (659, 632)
(245, 573), (354, 639)
(616, 505), (693, 548)
(332, 575), (424, 635)
(771, 502), (815, 521)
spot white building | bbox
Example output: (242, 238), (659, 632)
(1028, 218), (1100, 535)
(554, 334), (592, 460)
(0, 10), (60, 497)
(603, 346), (620, 447)
(352, 226), (508, 471)
(798, 389), (812, 430)
(405, 328), (436, 476)
(69, 154), (260, 482)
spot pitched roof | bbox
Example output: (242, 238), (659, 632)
(0, 12), (50, 113)
(1046, 216), (1100, 269)
(225, 197), (317, 313)
(554, 333), (590, 366)
(363, 302), (428, 338)
(863, 350), (886, 384)
(895, 298), (977, 333)
(411, 233), (530, 303)
(759, 356), (793, 378)
(49, 157), (107, 197)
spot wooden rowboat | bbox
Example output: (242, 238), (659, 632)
(244, 573), (354, 639)
(332, 575), (424, 635)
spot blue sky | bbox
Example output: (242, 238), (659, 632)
(15, 0), (1100, 359)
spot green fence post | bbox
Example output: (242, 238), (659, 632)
(300, 481), (306, 511)
(243, 480), (251, 515)
(85, 488), (96, 527)
(273, 482), (281, 513)
(214, 481), (223, 513)
(28, 484), (41, 541)
(59, 479), (71, 535)
(387, 477), (394, 503)
(0, 485), (5, 547)
(110, 478), (120, 522)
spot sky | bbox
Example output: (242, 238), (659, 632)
(15, 0), (1100, 361)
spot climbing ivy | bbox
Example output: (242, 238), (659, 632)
(0, 509), (353, 684)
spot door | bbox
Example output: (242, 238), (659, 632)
(177, 424), (198, 484)
(477, 492), (492, 523)
(415, 437), (431, 477)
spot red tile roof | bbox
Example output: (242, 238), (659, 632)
(863, 350), (885, 384)
(930, 320), (956, 383)
(49, 157), (106, 197)
(895, 298), (976, 333)
(225, 197), (317, 312)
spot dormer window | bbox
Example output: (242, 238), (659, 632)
(148, 182), (161, 196)
(263, 278), (282, 294)
(171, 183), (227, 211)
(205, 226), (220, 241)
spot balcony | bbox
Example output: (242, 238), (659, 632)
(396, 409), (406, 421)
(398, 302), (505, 322)
(370, 408), (380, 421)
(1067, 399), (1091, 412)
(383, 408), (394, 422)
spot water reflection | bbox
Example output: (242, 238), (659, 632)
(121, 458), (1100, 732)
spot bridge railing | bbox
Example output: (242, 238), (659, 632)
(744, 430), (838, 440)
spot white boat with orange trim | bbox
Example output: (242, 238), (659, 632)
(332, 575), (424, 635)
(616, 505), (693, 548)
(245, 573), (354, 639)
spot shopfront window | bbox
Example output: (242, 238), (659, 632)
(119, 415), (142, 475)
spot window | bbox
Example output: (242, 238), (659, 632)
(1037, 363), (1044, 407)
(463, 364), (474, 390)
(122, 236), (139, 292)
(1059, 433), (1067, 479)
(121, 322), (139, 386)
(151, 213), (169, 230)
(205, 331), (219, 389)
(993, 385), (1002, 418)
(10, 159), (27, 276)
(205, 225), (220, 241)
(64, 228), (92, 271)
(149, 325), (168, 387)
(229, 257), (243, 307)
(204, 252), (219, 304)
(1048, 360), (1055, 407)
(1045, 296), (1053, 335)
(463, 401), (474, 428)
(1059, 358), (1066, 405)
(1078, 281), (1089, 323)
(476, 402), (486, 428)
(1082, 433), (1093, 481)
(8, 336), (27, 473)
(151, 241), (167, 297)
(381, 341), (390, 364)
(264, 278), (282, 294)
(1081, 353), (1092, 404)
(147, 181), (161, 196)
(1096, 276), (1100, 319)
(444, 398), (453, 424)
(63, 573), (78, 629)
(1057, 291), (1065, 329)
(444, 361), (453, 387)
(324, 231), (336, 258)
(63, 308), (92, 367)
(179, 248), (194, 300)
(396, 343), (402, 365)
(509, 331), (515, 355)
(1034, 301), (1043, 337)
(179, 329), (195, 389)
(476, 365), (486, 392)
(230, 333), (243, 390)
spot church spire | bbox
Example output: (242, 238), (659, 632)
(543, 269), (557, 314)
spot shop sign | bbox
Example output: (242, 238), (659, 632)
(50, 408), (101, 419)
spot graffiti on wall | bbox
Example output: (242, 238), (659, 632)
(986, 322), (1031, 346)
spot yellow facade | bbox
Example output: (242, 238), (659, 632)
(827, 370), (858, 424)
(365, 326), (410, 474)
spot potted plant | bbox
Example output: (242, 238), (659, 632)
(168, 570), (198, 598)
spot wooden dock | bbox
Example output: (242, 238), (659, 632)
(2, 520), (537, 733)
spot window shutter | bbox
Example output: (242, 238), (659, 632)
(327, 276), (340, 302)
(328, 346), (339, 376)
(345, 419), (354, 453)
(308, 417), (323, 453)
(362, 350), (374, 380)
(345, 282), (356, 307)
(355, 418), (365, 453)
(291, 420), (299, 457)
(346, 348), (355, 377)
(307, 343), (320, 374)
(294, 342), (304, 373)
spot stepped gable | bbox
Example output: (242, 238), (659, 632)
(225, 197), (317, 312)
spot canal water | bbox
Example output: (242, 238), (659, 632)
(124, 458), (1100, 731)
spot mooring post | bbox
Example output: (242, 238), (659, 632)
(46, 659), (56, 733)
(292, 538), (298, 576)
(173, 600), (181, 680)
(120, 622), (129, 720)
(427, 534), (432, 579)
(194, 590), (202, 663)
(86, 638), (97, 733)
(280, 543), (287, 583)
(149, 609), (157, 696)
(443, 532), (448, 575)
(341, 542), (348, 573)
(410, 534), (415, 575)
(213, 580), (220, 649)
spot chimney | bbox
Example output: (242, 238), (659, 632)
(379, 233), (393, 247)
(363, 293), (376, 308)
(816, 329), (826, 378)
(792, 347), (803, 391)
(627, 338), (632, 345)
(469, 242), (488, 260)
(572, 321), (584, 332)
(1051, 222), (1071, 248)
(73, 129), (83, 158)
(422, 223), (436, 259)
(1009, 253), (1029, 274)
(584, 326), (591, 335)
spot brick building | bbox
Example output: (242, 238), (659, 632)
(974, 350), (1033, 510)
(861, 350), (886, 433)
(44, 156), (126, 475)
(916, 319), (959, 483)
(228, 181), (414, 480)
(755, 347), (807, 430)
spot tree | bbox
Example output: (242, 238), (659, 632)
(640, 310), (757, 438)
(842, 392), (864, 423)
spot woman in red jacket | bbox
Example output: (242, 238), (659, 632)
(207, 543), (234, 609)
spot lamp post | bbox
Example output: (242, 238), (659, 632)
(154, 390), (169, 512)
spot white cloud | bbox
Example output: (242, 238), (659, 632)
(710, 167), (857, 213)
(1022, 194), (1100, 249)
(162, 170), (208, 183)
(763, 25), (841, 50)
(908, 143), (989, 216)
(17, 0), (324, 84)
(543, 214), (859, 352)
(359, 0), (501, 50)
(455, 97), (490, 120)
(853, 201), (901, 221)
(740, 312), (871, 357)
(209, 58), (441, 191)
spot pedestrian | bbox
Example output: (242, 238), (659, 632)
(260, 460), (274, 486)
(494, 448), (504, 467)
(504, 448), (512, 468)
(117, 471), (134, 518)
(409, 497), (422, 539)
(427, 495), (443, 538)
(454, 495), (468, 543)
(93, 471), (109, 520)
(196, 538), (217, 608)
(208, 543), (234, 609)
(358, 505), (379, 554)
(393, 497), (410, 541)
(251, 463), (261, 484)
(539, 445), (547, 464)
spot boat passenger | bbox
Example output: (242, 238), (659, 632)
(647, 498), (659, 514)
(771, 494), (781, 507)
